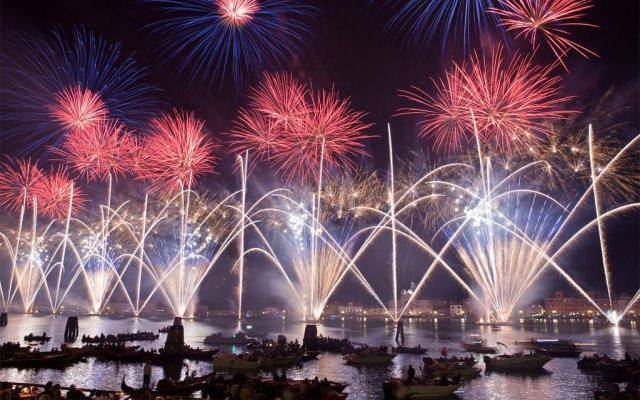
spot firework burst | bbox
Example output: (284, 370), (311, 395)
(0, 158), (44, 211)
(48, 86), (109, 132)
(490, 0), (597, 68)
(54, 120), (140, 182)
(272, 89), (373, 182)
(34, 168), (85, 219)
(230, 75), (372, 181)
(1, 25), (158, 152)
(138, 110), (217, 194)
(397, 67), (470, 153)
(456, 47), (575, 151)
(401, 46), (573, 153)
(228, 109), (283, 161)
(144, 0), (315, 89)
(249, 72), (309, 128)
(217, 0), (260, 26)
(372, 0), (503, 53)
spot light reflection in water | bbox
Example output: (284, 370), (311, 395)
(0, 314), (637, 400)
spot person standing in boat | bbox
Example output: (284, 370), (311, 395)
(142, 363), (152, 389)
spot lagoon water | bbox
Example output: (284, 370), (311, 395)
(0, 314), (637, 399)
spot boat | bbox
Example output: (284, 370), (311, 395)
(518, 339), (581, 357)
(261, 354), (304, 368)
(578, 354), (639, 382)
(157, 346), (219, 361)
(82, 331), (159, 344)
(461, 342), (496, 354)
(203, 331), (256, 345)
(212, 354), (262, 371)
(121, 374), (211, 397)
(158, 325), (172, 334)
(23, 334), (51, 343)
(490, 324), (502, 331)
(461, 335), (496, 354)
(484, 352), (551, 371)
(392, 345), (428, 354)
(534, 346), (581, 358)
(383, 379), (461, 399)
(301, 350), (320, 362)
(345, 350), (396, 365)
(0, 352), (80, 368)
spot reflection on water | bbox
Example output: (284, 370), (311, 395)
(0, 314), (637, 399)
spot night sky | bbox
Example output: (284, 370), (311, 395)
(1, 0), (638, 309)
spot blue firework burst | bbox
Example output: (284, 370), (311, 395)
(1, 25), (160, 154)
(142, 0), (315, 90)
(372, 0), (504, 53)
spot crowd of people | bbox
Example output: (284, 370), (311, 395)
(81, 331), (158, 344)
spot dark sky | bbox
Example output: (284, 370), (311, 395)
(1, 0), (638, 309)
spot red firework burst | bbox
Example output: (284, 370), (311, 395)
(229, 108), (283, 160)
(54, 120), (140, 182)
(397, 67), (471, 153)
(272, 89), (372, 182)
(48, 85), (108, 132)
(0, 158), (44, 211)
(33, 168), (85, 219)
(248, 72), (309, 129)
(490, 0), (597, 68)
(138, 109), (216, 194)
(217, 0), (260, 26)
(456, 47), (573, 151)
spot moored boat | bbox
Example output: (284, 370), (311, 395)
(121, 373), (211, 397)
(484, 352), (551, 371)
(0, 351), (81, 368)
(392, 345), (428, 354)
(212, 354), (262, 371)
(383, 379), (461, 399)
(23, 333), (51, 343)
(345, 350), (396, 365)
(523, 339), (581, 357)
(261, 354), (303, 368)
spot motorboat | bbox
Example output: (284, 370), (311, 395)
(484, 352), (551, 371)
(461, 335), (496, 354)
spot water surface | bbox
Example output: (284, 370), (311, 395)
(0, 314), (637, 399)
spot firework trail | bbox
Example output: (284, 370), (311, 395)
(137, 109), (217, 194)
(1, 25), (158, 153)
(450, 176), (565, 322)
(143, 0), (315, 89)
(491, 0), (597, 69)
(399, 46), (573, 153)
(370, 0), (503, 53)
